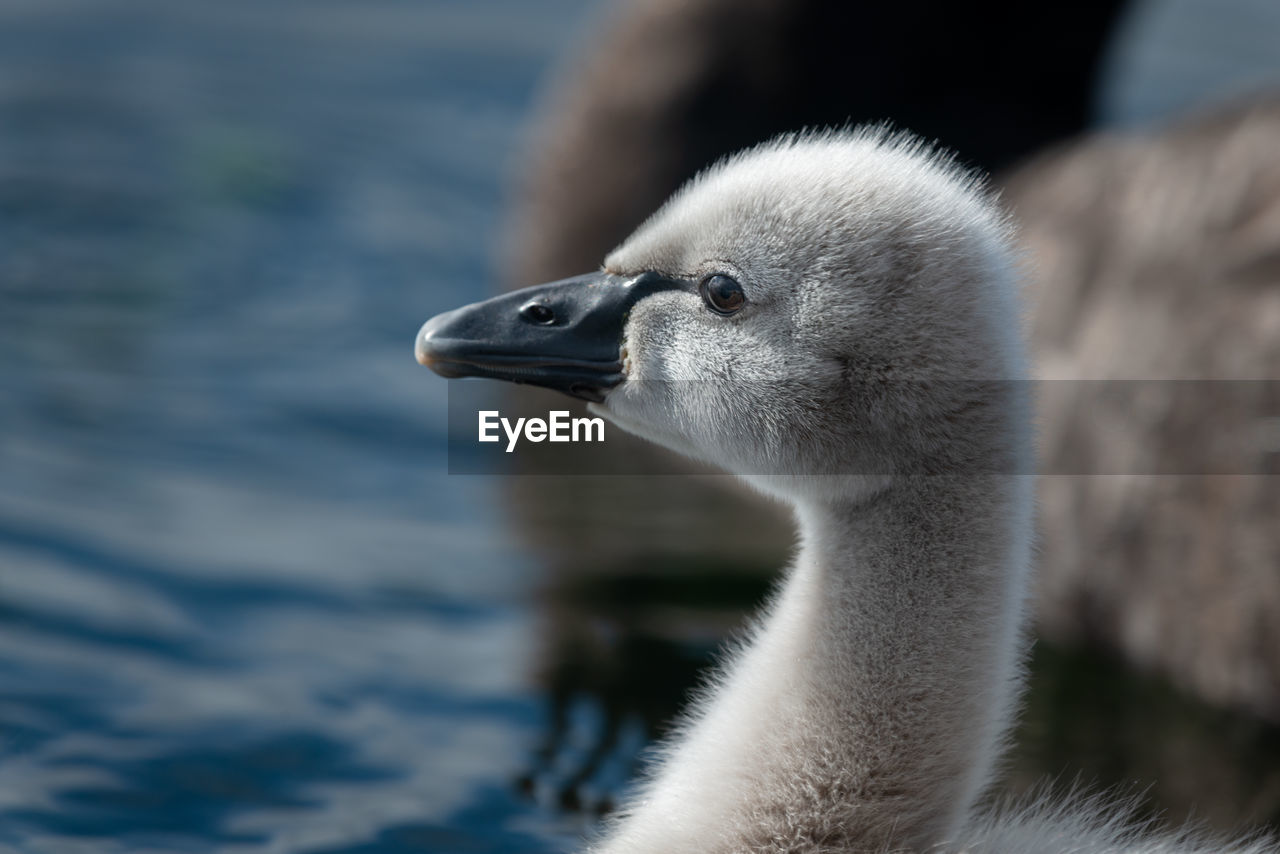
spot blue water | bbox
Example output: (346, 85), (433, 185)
(0, 1), (595, 850)
(4, 1), (1280, 852)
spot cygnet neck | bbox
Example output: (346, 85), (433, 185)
(599, 474), (1032, 854)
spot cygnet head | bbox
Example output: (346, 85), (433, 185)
(418, 130), (1029, 501)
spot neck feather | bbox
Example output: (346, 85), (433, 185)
(596, 474), (1033, 854)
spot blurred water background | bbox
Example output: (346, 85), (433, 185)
(1, 1), (1279, 852)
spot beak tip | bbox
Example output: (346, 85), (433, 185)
(415, 319), (439, 367)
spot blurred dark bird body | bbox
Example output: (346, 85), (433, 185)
(506, 0), (1128, 285)
(1004, 97), (1280, 721)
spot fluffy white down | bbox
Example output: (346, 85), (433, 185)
(959, 790), (1276, 854)
(562, 130), (1277, 854)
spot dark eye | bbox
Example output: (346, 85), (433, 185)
(520, 301), (555, 325)
(699, 274), (746, 316)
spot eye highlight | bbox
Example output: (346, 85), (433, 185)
(699, 273), (746, 316)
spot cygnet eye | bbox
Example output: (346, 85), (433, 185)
(699, 274), (746, 316)
(520, 301), (556, 325)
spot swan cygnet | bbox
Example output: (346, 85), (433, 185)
(415, 130), (1275, 854)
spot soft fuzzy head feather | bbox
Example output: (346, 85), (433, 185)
(594, 129), (1030, 501)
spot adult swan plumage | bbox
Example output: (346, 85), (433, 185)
(415, 130), (1274, 853)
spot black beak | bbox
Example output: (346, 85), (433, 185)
(415, 271), (690, 403)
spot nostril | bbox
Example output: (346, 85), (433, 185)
(520, 301), (556, 325)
